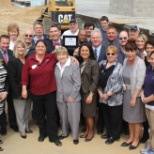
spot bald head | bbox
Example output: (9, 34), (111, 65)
(23, 29), (34, 47)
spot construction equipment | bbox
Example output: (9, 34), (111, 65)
(37, 0), (82, 34)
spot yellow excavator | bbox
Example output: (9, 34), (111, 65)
(37, 0), (82, 34)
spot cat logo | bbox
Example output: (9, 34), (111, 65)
(58, 14), (73, 23)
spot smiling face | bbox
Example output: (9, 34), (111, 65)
(34, 24), (43, 37)
(0, 37), (10, 52)
(70, 22), (78, 33)
(119, 31), (128, 46)
(8, 29), (18, 41)
(125, 49), (137, 62)
(150, 53), (154, 68)
(100, 20), (109, 31)
(107, 28), (117, 42)
(35, 41), (46, 56)
(16, 44), (26, 57)
(56, 53), (68, 64)
(23, 30), (34, 45)
(136, 36), (146, 51)
(85, 26), (94, 37)
(49, 27), (61, 41)
(80, 45), (90, 61)
(91, 31), (102, 48)
(146, 44), (154, 56)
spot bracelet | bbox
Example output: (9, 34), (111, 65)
(89, 92), (94, 96)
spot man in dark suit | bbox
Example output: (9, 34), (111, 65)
(45, 25), (62, 53)
(90, 29), (106, 135)
(91, 29), (106, 62)
(0, 35), (18, 134)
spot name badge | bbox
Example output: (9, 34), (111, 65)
(31, 64), (37, 69)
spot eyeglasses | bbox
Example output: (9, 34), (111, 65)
(107, 53), (115, 56)
(24, 34), (33, 37)
(119, 37), (127, 40)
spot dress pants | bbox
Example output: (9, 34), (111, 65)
(57, 101), (80, 140)
(145, 108), (154, 150)
(102, 103), (122, 139)
(0, 93), (17, 128)
(7, 92), (17, 127)
(31, 91), (58, 141)
(13, 98), (31, 133)
(97, 103), (105, 132)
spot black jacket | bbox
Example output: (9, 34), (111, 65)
(7, 57), (23, 98)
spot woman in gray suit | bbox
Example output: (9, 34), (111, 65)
(78, 43), (100, 142)
(54, 46), (81, 145)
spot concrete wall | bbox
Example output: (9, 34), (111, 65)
(109, 0), (154, 17)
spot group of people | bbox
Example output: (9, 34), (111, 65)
(0, 15), (153, 154)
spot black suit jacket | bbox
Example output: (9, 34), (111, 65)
(7, 57), (23, 98)
(93, 45), (107, 63)
(45, 38), (63, 53)
(0, 49), (13, 70)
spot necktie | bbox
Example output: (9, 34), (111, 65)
(3, 52), (8, 64)
(94, 48), (97, 60)
(53, 42), (60, 46)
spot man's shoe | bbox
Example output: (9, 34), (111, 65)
(105, 137), (115, 145)
(53, 139), (62, 147)
(0, 126), (7, 135)
(38, 136), (46, 142)
(73, 139), (79, 145)
(140, 134), (149, 143)
(101, 134), (109, 139)
(10, 125), (18, 132)
(97, 130), (103, 135)
(58, 134), (68, 140)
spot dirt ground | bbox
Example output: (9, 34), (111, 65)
(0, 0), (44, 35)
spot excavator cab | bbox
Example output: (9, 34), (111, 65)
(38, 0), (81, 34)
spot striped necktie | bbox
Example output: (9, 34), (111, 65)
(94, 48), (97, 60)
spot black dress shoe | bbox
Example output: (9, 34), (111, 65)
(101, 134), (109, 139)
(73, 139), (79, 145)
(58, 134), (68, 140)
(38, 136), (46, 142)
(105, 137), (115, 145)
(21, 135), (27, 139)
(53, 139), (62, 147)
(25, 129), (33, 133)
(0, 140), (3, 144)
(97, 130), (103, 135)
(121, 142), (132, 147)
(140, 134), (149, 143)
(129, 143), (139, 150)
(10, 125), (18, 132)
(0, 126), (7, 135)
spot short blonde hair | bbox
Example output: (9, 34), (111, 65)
(137, 34), (148, 43)
(13, 40), (27, 58)
(7, 23), (20, 36)
(106, 45), (118, 54)
(55, 46), (69, 56)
